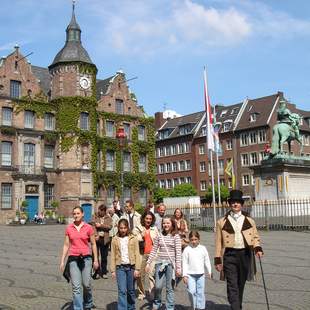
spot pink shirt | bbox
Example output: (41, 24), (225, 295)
(66, 222), (94, 256)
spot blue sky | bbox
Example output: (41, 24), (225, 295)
(1, 0), (310, 115)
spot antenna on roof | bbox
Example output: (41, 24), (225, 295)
(15, 51), (34, 69)
(120, 76), (138, 84)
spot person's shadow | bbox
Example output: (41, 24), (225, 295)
(60, 301), (72, 310)
(106, 302), (118, 310)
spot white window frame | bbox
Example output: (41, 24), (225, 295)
(241, 153), (249, 167)
(200, 180), (207, 191)
(242, 174), (250, 186)
(1, 141), (12, 166)
(24, 111), (35, 129)
(44, 113), (55, 131)
(2, 107), (12, 126)
(44, 145), (54, 168)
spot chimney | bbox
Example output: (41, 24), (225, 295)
(155, 112), (165, 130)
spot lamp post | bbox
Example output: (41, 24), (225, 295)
(116, 126), (127, 210)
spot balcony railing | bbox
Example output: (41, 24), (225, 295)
(14, 165), (43, 175)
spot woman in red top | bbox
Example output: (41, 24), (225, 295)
(60, 206), (98, 310)
(134, 211), (159, 300)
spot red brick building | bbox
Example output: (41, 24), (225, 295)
(0, 5), (154, 224)
(155, 92), (310, 201)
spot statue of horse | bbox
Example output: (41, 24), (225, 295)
(270, 113), (303, 156)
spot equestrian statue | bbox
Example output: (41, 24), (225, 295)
(270, 99), (303, 157)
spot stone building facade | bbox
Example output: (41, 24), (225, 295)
(155, 92), (310, 201)
(0, 5), (154, 224)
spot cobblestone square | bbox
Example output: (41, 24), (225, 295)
(0, 225), (309, 310)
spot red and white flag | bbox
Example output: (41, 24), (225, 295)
(203, 68), (215, 152)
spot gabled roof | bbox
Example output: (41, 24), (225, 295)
(31, 65), (51, 95)
(157, 111), (205, 140)
(235, 93), (279, 131)
(96, 76), (114, 100)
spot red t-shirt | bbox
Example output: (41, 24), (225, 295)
(144, 230), (153, 255)
(66, 222), (94, 256)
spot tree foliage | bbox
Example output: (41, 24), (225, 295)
(170, 183), (197, 197)
(205, 185), (230, 203)
(153, 187), (170, 204)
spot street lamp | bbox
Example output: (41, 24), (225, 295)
(116, 126), (127, 209)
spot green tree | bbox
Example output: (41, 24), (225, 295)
(153, 187), (170, 203)
(205, 185), (230, 203)
(170, 183), (197, 197)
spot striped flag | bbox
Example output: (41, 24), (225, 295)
(225, 158), (236, 189)
(203, 68), (215, 152)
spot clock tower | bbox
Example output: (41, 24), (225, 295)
(49, 2), (97, 98)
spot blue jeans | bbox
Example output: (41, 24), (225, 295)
(187, 274), (205, 309)
(116, 265), (136, 310)
(69, 256), (93, 310)
(153, 263), (174, 310)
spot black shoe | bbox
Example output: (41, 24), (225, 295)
(85, 306), (96, 309)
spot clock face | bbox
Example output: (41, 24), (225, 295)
(80, 76), (91, 89)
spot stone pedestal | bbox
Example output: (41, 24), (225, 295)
(252, 157), (310, 200)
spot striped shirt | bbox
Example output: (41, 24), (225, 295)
(147, 233), (182, 272)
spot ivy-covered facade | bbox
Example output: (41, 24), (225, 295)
(0, 5), (155, 223)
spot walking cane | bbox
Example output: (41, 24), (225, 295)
(258, 256), (270, 310)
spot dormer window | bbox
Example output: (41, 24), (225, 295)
(159, 129), (170, 140)
(250, 113), (259, 122)
(179, 124), (192, 135)
(220, 110), (228, 118)
(223, 120), (232, 132)
(231, 108), (239, 115)
(201, 126), (206, 136)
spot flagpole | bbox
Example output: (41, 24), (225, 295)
(204, 67), (217, 230)
(209, 150), (217, 229)
(213, 106), (222, 207)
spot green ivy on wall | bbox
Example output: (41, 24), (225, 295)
(12, 94), (156, 198)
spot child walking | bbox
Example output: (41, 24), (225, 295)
(182, 231), (212, 310)
(110, 219), (142, 310)
(145, 216), (182, 310)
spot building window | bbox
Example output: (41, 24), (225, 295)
(231, 108), (239, 115)
(199, 144), (205, 155)
(1, 183), (12, 209)
(158, 147), (164, 157)
(249, 132), (257, 144)
(240, 133), (248, 146)
(159, 164), (165, 174)
(179, 160), (186, 171)
(226, 139), (232, 150)
(179, 124), (192, 135)
(80, 112), (89, 130)
(123, 187), (132, 204)
(178, 143), (184, 154)
(107, 186), (115, 205)
(250, 152), (258, 165)
(138, 154), (146, 172)
(250, 113), (258, 122)
(166, 162), (172, 172)
(24, 111), (34, 128)
(186, 160), (191, 170)
(180, 177), (185, 184)
(186, 177), (192, 183)
(199, 161), (206, 172)
(106, 121), (115, 137)
(44, 113), (55, 131)
(242, 174), (250, 186)
(116, 99), (124, 114)
(172, 162), (178, 172)
(10, 80), (21, 98)
(97, 150), (102, 170)
(258, 129), (266, 143)
(44, 145), (54, 168)
(218, 159), (224, 174)
(167, 179), (172, 189)
(44, 184), (54, 209)
(160, 180), (166, 188)
(220, 110), (228, 118)
(200, 180), (207, 191)
(184, 142), (190, 153)
(171, 145), (177, 155)
(241, 153), (249, 166)
(138, 125), (145, 141)
(172, 178), (178, 186)
(123, 151), (131, 172)
(106, 151), (115, 171)
(223, 121), (232, 132)
(2, 107), (12, 126)
(139, 188), (147, 206)
(1, 141), (12, 166)
(165, 146), (171, 156)
(201, 126), (207, 136)
(24, 143), (35, 169)
(123, 123), (130, 139)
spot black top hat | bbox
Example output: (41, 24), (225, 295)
(228, 190), (244, 204)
